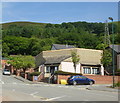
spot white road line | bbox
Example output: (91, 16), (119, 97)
(45, 95), (66, 101)
(13, 82), (17, 84)
(25, 84), (30, 85)
(12, 89), (15, 92)
(0, 80), (4, 84)
(30, 92), (39, 96)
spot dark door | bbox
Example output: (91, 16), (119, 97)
(50, 67), (55, 75)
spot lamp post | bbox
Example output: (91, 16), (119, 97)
(108, 17), (115, 88)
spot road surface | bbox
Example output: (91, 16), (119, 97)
(0, 70), (119, 101)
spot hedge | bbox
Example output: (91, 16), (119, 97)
(30, 72), (41, 76)
(54, 70), (82, 76)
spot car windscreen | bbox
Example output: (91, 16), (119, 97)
(4, 69), (10, 72)
(68, 76), (73, 79)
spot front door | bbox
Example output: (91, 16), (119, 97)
(50, 66), (58, 83)
(50, 67), (55, 75)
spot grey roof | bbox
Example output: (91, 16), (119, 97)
(109, 45), (120, 53)
(44, 55), (71, 64)
(51, 44), (76, 50)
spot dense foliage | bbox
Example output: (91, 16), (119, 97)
(30, 72), (41, 76)
(7, 55), (35, 72)
(54, 70), (82, 75)
(2, 21), (119, 57)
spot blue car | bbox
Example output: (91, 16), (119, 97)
(67, 75), (95, 85)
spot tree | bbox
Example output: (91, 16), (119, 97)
(101, 49), (112, 69)
(2, 43), (10, 57)
(7, 55), (35, 73)
(71, 51), (80, 73)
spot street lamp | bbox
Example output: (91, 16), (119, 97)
(108, 17), (115, 88)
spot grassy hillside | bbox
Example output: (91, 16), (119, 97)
(2, 21), (47, 29)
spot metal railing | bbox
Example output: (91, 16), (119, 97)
(48, 74), (54, 84)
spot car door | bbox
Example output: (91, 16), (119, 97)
(74, 76), (80, 84)
(78, 76), (87, 84)
(81, 76), (89, 84)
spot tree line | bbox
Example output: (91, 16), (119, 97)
(2, 21), (120, 57)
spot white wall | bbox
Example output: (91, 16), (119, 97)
(61, 62), (80, 73)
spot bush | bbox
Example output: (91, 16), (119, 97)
(114, 82), (120, 87)
(54, 70), (82, 76)
(113, 69), (120, 76)
(30, 72), (41, 76)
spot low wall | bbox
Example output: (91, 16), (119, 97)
(84, 75), (120, 84)
(57, 75), (120, 84)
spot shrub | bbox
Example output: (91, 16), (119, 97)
(30, 72), (41, 76)
(114, 69), (120, 76)
(114, 82), (120, 87)
(54, 70), (82, 76)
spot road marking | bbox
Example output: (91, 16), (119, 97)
(0, 80), (4, 84)
(25, 84), (30, 85)
(12, 89), (15, 92)
(13, 82), (17, 84)
(30, 92), (38, 96)
(45, 95), (66, 101)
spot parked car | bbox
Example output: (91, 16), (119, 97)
(3, 69), (11, 75)
(67, 75), (95, 85)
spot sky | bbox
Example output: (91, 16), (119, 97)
(1, 2), (119, 24)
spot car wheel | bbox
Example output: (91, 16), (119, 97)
(73, 81), (77, 85)
(89, 81), (93, 85)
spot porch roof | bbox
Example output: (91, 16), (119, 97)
(81, 63), (101, 67)
(44, 55), (71, 64)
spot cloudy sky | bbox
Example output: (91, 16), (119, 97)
(1, 1), (119, 24)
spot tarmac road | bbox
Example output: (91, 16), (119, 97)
(0, 70), (119, 102)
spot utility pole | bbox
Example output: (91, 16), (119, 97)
(108, 17), (115, 88)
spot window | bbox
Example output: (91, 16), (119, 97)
(46, 66), (50, 73)
(54, 66), (58, 71)
(83, 67), (91, 74)
(92, 68), (100, 74)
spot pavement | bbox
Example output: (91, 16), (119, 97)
(87, 84), (120, 92)
(13, 75), (119, 93)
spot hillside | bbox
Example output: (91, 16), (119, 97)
(2, 21), (47, 29)
(2, 21), (119, 57)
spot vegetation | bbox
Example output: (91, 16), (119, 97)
(54, 70), (82, 75)
(30, 72), (41, 76)
(71, 51), (80, 73)
(101, 49), (112, 69)
(2, 21), (119, 57)
(7, 55), (35, 72)
(114, 82), (120, 87)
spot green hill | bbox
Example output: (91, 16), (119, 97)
(2, 21), (47, 29)
(2, 21), (119, 57)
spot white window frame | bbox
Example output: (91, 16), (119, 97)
(46, 66), (50, 73)
(92, 67), (100, 74)
(83, 67), (91, 74)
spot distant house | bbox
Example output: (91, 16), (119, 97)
(35, 47), (104, 83)
(51, 44), (76, 50)
(108, 45), (120, 70)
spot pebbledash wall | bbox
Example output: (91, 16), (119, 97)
(57, 75), (120, 84)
